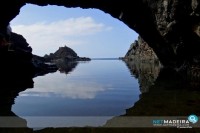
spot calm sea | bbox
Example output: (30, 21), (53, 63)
(12, 59), (141, 128)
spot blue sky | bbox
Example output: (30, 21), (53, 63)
(10, 4), (138, 58)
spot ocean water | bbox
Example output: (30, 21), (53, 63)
(12, 60), (141, 128)
(4, 59), (200, 129)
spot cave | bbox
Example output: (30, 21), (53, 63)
(1, 1), (200, 131)
(1, 0), (200, 69)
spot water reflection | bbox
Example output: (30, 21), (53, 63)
(124, 60), (200, 116)
(12, 60), (138, 128)
(104, 60), (200, 128)
(125, 60), (161, 93)
(1, 59), (200, 132)
(54, 60), (79, 74)
(21, 72), (112, 99)
(0, 60), (78, 127)
(0, 60), (80, 128)
(20, 61), (113, 99)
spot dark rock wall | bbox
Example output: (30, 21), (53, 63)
(10, 32), (32, 53)
(0, 0), (200, 69)
(149, 0), (200, 67)
(0, 32), (35, 78)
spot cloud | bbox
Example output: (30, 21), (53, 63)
(11, 17), (112, 56)
(19, 72), (113, 99)
(20, 82), (110, 99)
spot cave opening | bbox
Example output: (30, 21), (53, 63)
(10, 4), (138, 59)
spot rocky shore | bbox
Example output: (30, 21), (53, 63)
(123, 36), (159, 63)
(0, 31), (90, 77)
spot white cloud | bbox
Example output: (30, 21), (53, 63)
(19, 72), (113, 99)
(11, 17), (112, 56)
(20, 83), (110, 99)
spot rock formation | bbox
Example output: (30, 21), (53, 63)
(43, 45), (91, 62)
(0, 32), (35, 78)
(124, 36), (159, 62)
(32, 45), (90, 76)
(10, 32), (32, 53)
(44, 46), (77, 61)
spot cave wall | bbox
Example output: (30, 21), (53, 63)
(1, 0), (200, 69)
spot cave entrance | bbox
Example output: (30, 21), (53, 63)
(10, 4), (138, 58)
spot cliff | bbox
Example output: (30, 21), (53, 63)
(10, 32), (32, 53)
(0, 32), (35, 78)
(124, 36), (159, 62)
(6, 32), (57, 76)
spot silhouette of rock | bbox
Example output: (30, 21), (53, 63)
(44, 46), (91, 62)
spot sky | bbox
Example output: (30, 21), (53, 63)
(10, 4), (138, 58)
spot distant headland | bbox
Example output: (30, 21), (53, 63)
(32, 45), (91, 76)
